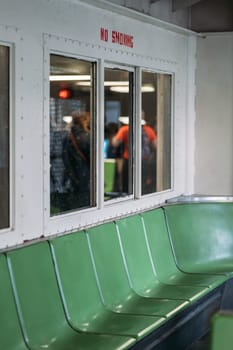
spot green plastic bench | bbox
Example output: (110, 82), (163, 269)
(211, 312), (233, 350)
(116, 214), (209, 302)
(50, 231), (163, 340)
(142, 208), (227, 288)
(0, 254), (28, 350)
(7, 242), (135, 350)
(164, 203), (233, 274)
(2, 203), (231, 350)
(87, 222), (189, 319)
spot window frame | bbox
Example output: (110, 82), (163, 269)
(139, 67), (174, 197)
(103, 62), (136, 205)
(43, 46), (100, 234)
(0, 41), (13, 233)
(49, 53), (97, 215)
(43, 35), (176, 236)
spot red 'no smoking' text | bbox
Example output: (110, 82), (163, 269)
(100, 27), (134, 48)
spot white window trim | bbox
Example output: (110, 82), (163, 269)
(43, 37), (100, 235)
(103, 62), (135, 206)
(0, 27), (22, 238)
(0, 42), (12, 233)
(43, 33), (180, 238)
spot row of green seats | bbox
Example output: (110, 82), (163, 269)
(6, 243), (135, 350)
(163, 202), (233, 275)
(163, 202), (233, 350)
(0, 206), (230, 349)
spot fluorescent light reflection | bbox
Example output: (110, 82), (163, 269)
(119, 116), (146, 125)
(110, 85), (155, 93)
(50, 75), (91, 81)
(104, 81), (129, 86)
(50, 75), (155, 93)
(63, 116), (72, 124)
(76, 81), (129, 87)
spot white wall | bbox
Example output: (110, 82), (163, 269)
(0, 0), (196, 248)
(194, 33), (233, 194)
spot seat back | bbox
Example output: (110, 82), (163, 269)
(116, 214), (158, 293)
(87, 222), (132, 308)
(7, 242), (70, 348)
(50, 231), (104, 326)
(141, 208), (180, 281)
(164, 203), (233, 273)
(0, 254), (27, 350)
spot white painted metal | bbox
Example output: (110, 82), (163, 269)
(0, 0), (197, 249)
(166, 195), (233, 204)
(97, 58), (104, 210)
(185, 35), (196, 194)
(135, 67), (142, 199)
(194, 32), (233, 195)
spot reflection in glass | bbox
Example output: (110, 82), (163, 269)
(50, 54), (95, 215)
(141, 71), (171, 195)
(0, 46), (9, 229)
(104, 68), (133, 201)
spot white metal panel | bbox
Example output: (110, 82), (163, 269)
(194, 33), (233, 195)
(0, 0), (196, 248)
(185, 35), (196, 194)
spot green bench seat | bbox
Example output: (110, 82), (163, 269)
(142, 209), (227, 289)
(116, 214), (210, 302)
(1, 203), (232, 349)
(87, 221), (189, 318)
(7, 243), (135, 350)
(50, 231), (164, 340)
(0, 255), (28, 350)
(164, 203), (233, 275)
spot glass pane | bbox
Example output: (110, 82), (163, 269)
(104, 68), (133, 201)
(0, 46), (9, 229)
(141, 71), (171, 195)
(50, 54), (95, 215)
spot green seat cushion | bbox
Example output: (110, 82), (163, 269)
(7, 242), (135, 350)
(87, 222), (188, 319)
(142, 209), (227, 288)
(0, 254), (27, 350)
(50, 231), (163, 340)
(164, 203), (233, 274)
(117, 214), (209, 302)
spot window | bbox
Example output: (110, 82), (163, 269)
(48, 54), (172, 222)
(141, 71), (172, 195)
(0, 45), (9, 229)
(50, 54), (96, 215)
(104, 67), (134, 201)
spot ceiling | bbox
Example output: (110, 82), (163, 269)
(186, 0), (233, 32)
(121, 0), (233, 32)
